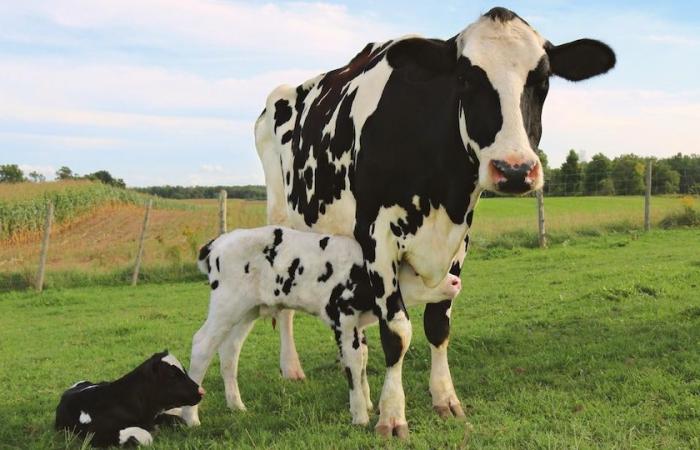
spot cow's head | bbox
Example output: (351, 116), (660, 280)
(142, 351), (204, 409)
(387, 7), (615, 195)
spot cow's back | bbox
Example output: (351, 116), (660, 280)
(255, 40), (401, 235)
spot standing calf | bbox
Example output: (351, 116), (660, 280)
(55, 351), (203, 447)
(182, 226), (461, 427)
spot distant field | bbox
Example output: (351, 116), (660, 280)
(0, 182), (696, 290)
(1, 230), (698, 448)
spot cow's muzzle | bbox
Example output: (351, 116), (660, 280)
(489, 159), (540, 194)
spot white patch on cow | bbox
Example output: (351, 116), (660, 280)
(78, 411), (91, 424)
(118, 427), (153, 446)
(457, 15), (545, 192)
(161, 353), (185, 373)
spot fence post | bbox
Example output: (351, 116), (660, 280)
(644, 161), (652, 231)
(536, 190), (547, 248)
(219, 189), (227, 235)
(131, 199), (153, 286)
(35, 201), (54, 292)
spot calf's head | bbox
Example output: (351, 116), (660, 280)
(399, 265), (461, 303)
(143, 351), (204, 409)
(387, 7), (615, 195)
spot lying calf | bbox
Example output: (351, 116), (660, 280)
(182, 226), (461, 427)
(55, 351), (204, 447)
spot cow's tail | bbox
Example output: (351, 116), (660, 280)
(197, 238), (216, 275)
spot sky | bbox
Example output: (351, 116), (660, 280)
(1, 0), (699, 186)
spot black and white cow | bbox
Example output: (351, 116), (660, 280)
(55, 351), (203, 447)
(255, 7), (615, 437)
(181, 226), (461, 428)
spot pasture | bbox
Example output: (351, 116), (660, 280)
(1, 229), (698, 448)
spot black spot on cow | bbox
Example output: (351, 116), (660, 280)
(379, 319), (404, 367)
(281, 258), (301, 295)
(352, 328), (360, 350)
(317, 262), (334, 282)
(263, 228), (284, 266)
(385, 290), (407, 322)
(483, 6), (525, 24)
(215, 257), (220, 272)
(521, 56), (550, 149)
(319, 236), (329, 250)
(199, 239), (214, 273)
(424, 299), (452, 347)
(273, 99), (292, 132)
(281, 130), (293, 145)
(274, 289), (280, 296)
(244, 263), (249, 274)
(466, 210), (474, 227)
(344, 367), (354, 390)
(210, 280), (219, 290)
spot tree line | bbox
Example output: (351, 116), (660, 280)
(3, 153), (699, 198)
(0, 165), (126, 188)
(538, 151), (700, 196)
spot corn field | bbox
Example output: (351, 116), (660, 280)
(0, 181), (189, 241)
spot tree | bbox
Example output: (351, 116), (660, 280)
(652, 161), (680, 194)
(0, 164), (26, 183)
(560, 149), (582, 195)
(583, 153), (612, 195)
(28, 171), (46, 183)
(56, 166), (76, 180)
(611, 154), (645, 195)
(85, 170), (126, 188)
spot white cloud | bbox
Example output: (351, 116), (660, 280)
(541, 85), (700, 166)
(7, 0), (396, 57)
(18, 164), (56, 180)
(0, 131), (122, 149)
(646, 34), (700, 46)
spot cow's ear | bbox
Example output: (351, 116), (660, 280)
(546, 39), (616, 82)
(387, 37), (457, 77)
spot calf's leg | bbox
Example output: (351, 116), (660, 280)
(339, 326), (369, 425)
(219, 315), (257, 411)
(360, 331), (372, 411)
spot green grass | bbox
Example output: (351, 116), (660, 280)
(1, 229), (698, 448)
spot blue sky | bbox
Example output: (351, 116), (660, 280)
(1, 1), (699, 186)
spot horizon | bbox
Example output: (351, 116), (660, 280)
(2, 1), (699, 187)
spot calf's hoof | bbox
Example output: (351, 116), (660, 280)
(375, 422), (409, 440)
(433, 402), (466, 420)
(180, 408), (201, 427)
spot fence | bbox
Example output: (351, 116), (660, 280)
(2, 166), (698, 291)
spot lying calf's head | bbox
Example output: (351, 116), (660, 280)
(142, 351), (204, 410)
(399, 265), (462, 303)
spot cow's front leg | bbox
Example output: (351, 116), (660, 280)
(424, 239), (468, 419)
(424, 300), (465, 419)
(277, 309), (306, 380)
(375, 293), (412, 439)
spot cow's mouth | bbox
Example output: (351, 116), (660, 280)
(489, 159), (540, 194)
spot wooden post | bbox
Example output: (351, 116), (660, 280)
(219, 189), (227, 235)
(536, 190), (547, 248)
(35, 201), (54, 292)
(644, 161), (652, 232)
(131, 199), (153, 286)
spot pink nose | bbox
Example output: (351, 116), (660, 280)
(489, 159), (540, 194)
(198, 386), (206, 396)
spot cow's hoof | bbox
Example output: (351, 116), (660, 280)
(366, 400), (374, 412)
(375, 422), (409, 439)
(433, 402), (466, 420)
(280, 367), (306, 381)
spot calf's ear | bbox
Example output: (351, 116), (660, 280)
(546, 39), (616, 81)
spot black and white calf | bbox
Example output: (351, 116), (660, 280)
(181, 226), (461, 429)
(55, 351), (203, 447)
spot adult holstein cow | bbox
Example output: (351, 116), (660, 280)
(255, 7), (615, 437)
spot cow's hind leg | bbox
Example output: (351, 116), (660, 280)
(360, 331), (372, 411)
(277, 309), (306, 380)
(219, 313), (257, 411)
